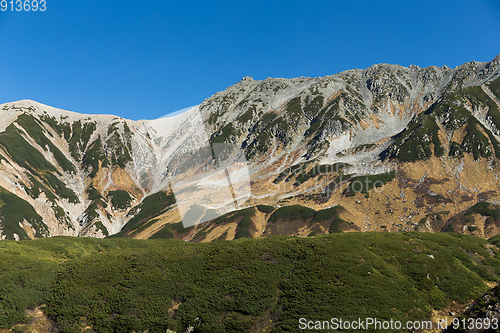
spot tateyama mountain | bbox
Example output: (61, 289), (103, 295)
(1, 54), (500, 241)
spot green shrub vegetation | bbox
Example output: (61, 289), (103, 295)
(0, 233), (499, 332)
(311, 205), (344, 223)
(488, 77), (500, 98)
(238, 106), (255, 124)
(463, 86), (500, 131)
(311, 206), (351, 233)
(301, 93), (354, 151)
(386, 84), (500, 162)
(428, 90), (470, 130)
(482, 125), (500, 159)
(52, 203), (73, 228)
(0, 186), (49, 239)
(68, 120), (97, 160)
(416, 212), (449, 231)
(326, 174), (353, 190)
(304, 118), (321, 137)
(385, 114), (443, 162)
(39, 112), (62, 134)
(286, 97), (302, 121)
(244, 110), (295, 159)
(112, 192), (176, 237)
(106, 132), (133, 168)
(256, 205), (275, 214)
(461, 118), (492, 160)
(86, 186), (102, 201)
(22, 175), (57, 202)
(303, 95), (324, 118)
(302, 96), (352, 154)
(328, 216), (351, 233)
(344, 171), (396, 196)
(269, 205), (315, 223)
(338, 92), (365, 123)
(207, 112), (218, 125)
(148, 222), (187, 239)
(448, 141), (464, 157)
(209, 208), (256, 239)
(107, 190), (133, 210)
(82, 136), (108, 178)
(210, 123), (238, 144)
(243, 129), (272, 159)
(234, 214), (252, 239)
(80, 198), (110, 237)
(42, 172), (79, 204)
(0, 122), (59, 174)
(15, 114), (76, 173)
(68, 121), (84, 159)
(466, 202), (500, 218)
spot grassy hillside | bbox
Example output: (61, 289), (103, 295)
(1, 233), (500, 332)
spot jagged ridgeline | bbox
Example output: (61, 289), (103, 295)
(0, 54), (499, 240)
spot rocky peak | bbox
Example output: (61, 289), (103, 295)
(240, 76), (254, 82)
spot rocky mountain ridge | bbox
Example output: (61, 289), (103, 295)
(1, 54), (500, 240)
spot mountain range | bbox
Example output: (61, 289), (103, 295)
(1, 54), (500, 241)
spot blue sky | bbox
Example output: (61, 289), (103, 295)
(0, 0), (499, 120)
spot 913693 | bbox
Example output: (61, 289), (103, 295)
(1, 0), (46, 11)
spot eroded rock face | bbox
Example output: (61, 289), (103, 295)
(0, 54), (499, 240)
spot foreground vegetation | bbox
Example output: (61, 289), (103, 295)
(1, 232), (500, 332)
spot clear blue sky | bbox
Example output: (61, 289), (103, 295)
(1, 0), (499, 120)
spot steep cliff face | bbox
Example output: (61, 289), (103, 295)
(0, 55), (499, 240)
